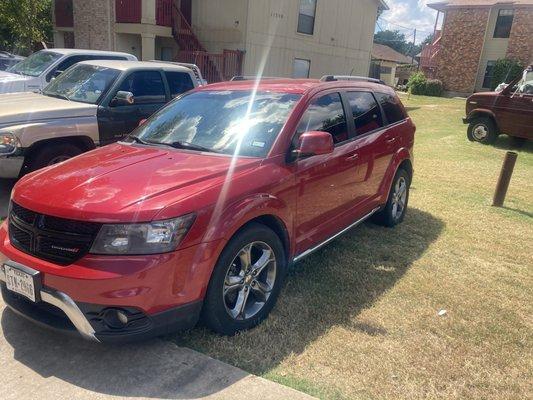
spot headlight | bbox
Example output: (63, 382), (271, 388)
(0, 133), (20, 155)
(90, 214), (196, 255)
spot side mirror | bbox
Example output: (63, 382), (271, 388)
(111, 91), (134, 106)
(294, 131), (334, 159)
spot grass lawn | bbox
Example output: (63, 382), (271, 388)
(175, 94), (532, 399)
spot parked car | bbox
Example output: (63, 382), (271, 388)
(0, 60), (200, 178)
(0, 48), (137, 94)
(0, 76), (415, 342)
(0, 51), (24, 71)
(464, 65), (533, 144)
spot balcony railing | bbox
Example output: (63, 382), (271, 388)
(116, 0), (142, 23)
(420, 31), (442, 70)
(156, 0), (173, 26)
(55, 0), (73, 27)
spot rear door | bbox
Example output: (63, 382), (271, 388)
(97, 70), (168, 144)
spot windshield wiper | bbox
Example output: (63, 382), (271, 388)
(166, 141), (219, 153)
(130, 136), (149, 145)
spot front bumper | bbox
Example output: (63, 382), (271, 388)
(0, 262), (203, 342)
(0, 155), (23, 178)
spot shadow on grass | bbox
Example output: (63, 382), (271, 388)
(492, 136), (533, 154)
(405, 106), (421, 112)
(501, 206), (533, 219)
(175, 208), (444, 376)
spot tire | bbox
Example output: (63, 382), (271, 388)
(373, 168), (410, 227)
(27, 143), (83, 173)
(201, 223), (287, 335)
(467, 117), (498, 144)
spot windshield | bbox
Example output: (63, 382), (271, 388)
(42, 64), (120, 104)
(517, 70), (533, 95)
(131, 90), (302, 157)
(7, 50), (62, 77)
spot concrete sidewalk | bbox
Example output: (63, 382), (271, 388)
(0, 299), (315, 400)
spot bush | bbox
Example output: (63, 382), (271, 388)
(407, 72), (443, 96)
(491, 59), (524, 90)
(408, 72), (427, 95)
(424, 79), (444, 96)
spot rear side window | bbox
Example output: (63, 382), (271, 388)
(164, 71), (194, 98)
(118, 71), (166, 104)
(346, 91), (384, 135)
(374, 92), (406, 125)
(296, 93), (349, 145)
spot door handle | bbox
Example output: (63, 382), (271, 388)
(386, 137), (397, 143)
(346, 153), (359, 161)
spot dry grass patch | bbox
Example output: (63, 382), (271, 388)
(173, 94), (532, 399)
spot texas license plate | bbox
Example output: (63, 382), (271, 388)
(4, 264), (38, 302)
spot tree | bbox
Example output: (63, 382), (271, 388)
(0, 0), (52, 55)
(374, 30), (411, 55)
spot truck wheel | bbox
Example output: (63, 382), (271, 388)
(373, 168), (410, 227)
(467, 117), (498, 144)
(27, 143), (83, 173)
(201, 223), (287, 335)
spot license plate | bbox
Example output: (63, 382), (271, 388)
(4, 264), (38, 302)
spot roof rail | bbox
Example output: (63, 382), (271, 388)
(230, 76), (281, 81)
(320, 75), (386, 85)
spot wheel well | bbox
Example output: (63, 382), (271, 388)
(469, 111), (497, 128)
(239, 215), (290, 259)
(398, 159), (413, 183)
(23, 136), (95, 165)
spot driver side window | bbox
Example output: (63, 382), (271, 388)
(116, 71), (166, 105)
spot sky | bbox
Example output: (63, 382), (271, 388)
(377, 0), (441, 44)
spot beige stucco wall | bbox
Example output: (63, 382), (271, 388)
(375, 60), (397, 86)
(474, 6), (510, 91)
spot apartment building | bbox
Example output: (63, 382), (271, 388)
(420, 0), (533, 95)
(52, 0), (388, 82)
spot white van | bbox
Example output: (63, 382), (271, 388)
(0, 48), (137, 94)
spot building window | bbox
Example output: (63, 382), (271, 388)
(293, 58), (311, 78)
(380, 66), (392, 74)
(297, 0), (317, 35)
(482, 61), (496, 88)
(493, 9), (514, 38)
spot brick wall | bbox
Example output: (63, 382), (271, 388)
(73, 0), (114, 50)
(436, 8), (490, 94)
(506, 8), (533, 66)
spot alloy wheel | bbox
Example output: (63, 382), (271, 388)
(223, 241), (277, 320)
(391, 176), (407, 221)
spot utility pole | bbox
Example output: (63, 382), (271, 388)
(411, 28), (417, 65)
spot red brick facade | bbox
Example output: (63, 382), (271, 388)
(506, 8), (533, 65)
(436, 8), (490, 94)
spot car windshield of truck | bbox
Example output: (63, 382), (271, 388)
(518, 70), (533, 95)
(131, 90), (302, 157)
(7, 50), (62, 77)
(42, 64), (120, 104)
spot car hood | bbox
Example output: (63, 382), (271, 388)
(0, 92), (97, 126)
(0, 71), (30, 93)
(13, 143), (261, 222)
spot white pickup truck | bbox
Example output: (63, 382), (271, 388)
(0, 48), (137, 94)
(0, 60), (201, 178)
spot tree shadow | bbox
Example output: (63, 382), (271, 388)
(175, 208), (444, 375)
(492, 136), (532, 154)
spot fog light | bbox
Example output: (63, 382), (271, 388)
(102, 309), (129, 329)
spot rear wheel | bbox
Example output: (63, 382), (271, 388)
(373, 168), (410, 227)
(467, 117), (498, 144)
(27, 143), (83, 173)
(202, 223), (286, 335)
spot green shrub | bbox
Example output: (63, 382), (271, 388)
(424, 79), (443, 97)
(491, 59), (524, 90)
(408, 72), (427, 95)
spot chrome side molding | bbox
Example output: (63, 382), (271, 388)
(293, 207), (380, 263)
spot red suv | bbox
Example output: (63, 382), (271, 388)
(0, 76), (415, 342)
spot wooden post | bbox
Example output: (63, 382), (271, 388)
(492, 151), (518, 207)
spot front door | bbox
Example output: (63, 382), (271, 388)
(496, 93), (533, 138)
(98, 70), (168, 145)
(293, 92), (361, 254)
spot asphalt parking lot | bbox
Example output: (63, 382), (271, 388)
(0, 179), (15, 218)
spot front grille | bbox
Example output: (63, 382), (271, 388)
(8, 202), (102, 265)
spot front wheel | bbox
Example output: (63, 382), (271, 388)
(201, 223), (286, 335)
(467, 117), (498, 144)
(27, 143), (83, 173)
(373, 168), (410, 227)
